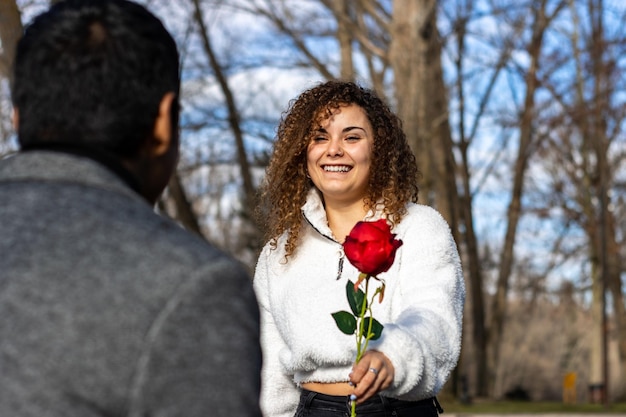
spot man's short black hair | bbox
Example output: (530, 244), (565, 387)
(12, 0), (180, 158)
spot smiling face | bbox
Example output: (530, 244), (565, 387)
(306, 104), (374, 207)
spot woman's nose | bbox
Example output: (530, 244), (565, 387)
(327, 138), (344, 156)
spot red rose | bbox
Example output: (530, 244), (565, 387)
(334, 219), (401, 417)
(343, 219), (403, 277)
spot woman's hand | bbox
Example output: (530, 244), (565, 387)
(349, 350), (394, 403)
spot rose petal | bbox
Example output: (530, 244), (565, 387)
(343, 220), (403, 276)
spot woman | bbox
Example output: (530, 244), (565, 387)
(254, 80), (465, 417)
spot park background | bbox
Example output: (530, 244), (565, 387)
(1, 0), (625, 409)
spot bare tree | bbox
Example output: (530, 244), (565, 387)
(489, 0), (568, 397)
(447, 0), (501, 397)
(570, 0), (625, 400)
(388, 1), (464, 396)
(158, 0), (286, 263)
(522, 0), (626, 400)
(191, 0), (256, 211)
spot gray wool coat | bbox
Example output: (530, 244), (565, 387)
(0, 150), (262, 417)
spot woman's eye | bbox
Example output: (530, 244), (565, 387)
(313, 136), (327, 142)
(346, 136), (360, 141)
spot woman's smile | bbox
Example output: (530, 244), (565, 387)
(323, 164), (352, 172)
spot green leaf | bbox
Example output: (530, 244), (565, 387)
(346, 280), (366, 316)
(332, 311), (357, 335)
(362, 317), (384, 340)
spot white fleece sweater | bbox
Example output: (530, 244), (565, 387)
(253, 190), (465, 417)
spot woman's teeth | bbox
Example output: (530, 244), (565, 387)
(324, 165), (350, 172)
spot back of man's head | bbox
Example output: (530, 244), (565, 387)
(12, 0), (180, 158)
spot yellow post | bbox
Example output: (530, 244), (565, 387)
(563, 372), (577, 404)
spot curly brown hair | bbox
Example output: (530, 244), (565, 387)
(257, 80), (419, 259)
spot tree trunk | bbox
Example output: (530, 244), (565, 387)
(489, 0), (551, 397)
(586, 0), (623, 400)
(165, 172), (203, 237)
(192, 0), (256, 212)
(607, 209), (626, 397)
(389, 0), (458, 224)
(389, 0), (462, 396)
(451, 0), (509, 398)
(389, 0), (432, 203)
(334, 0), (355, 80)
(0, 0), (22, 83)
(190, 0), (264, 254)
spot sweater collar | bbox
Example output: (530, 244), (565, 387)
(301, 188), (333, 238)
(301, 188), (385, 240)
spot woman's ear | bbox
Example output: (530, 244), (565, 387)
(148, 92), (177, 157)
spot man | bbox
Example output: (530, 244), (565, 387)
(0, 1), (262, 416)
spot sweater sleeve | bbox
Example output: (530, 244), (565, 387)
(253, 245), (301, 417)
(369, 207), (465, 400)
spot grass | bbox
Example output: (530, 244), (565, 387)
(441, 400), (626, 414)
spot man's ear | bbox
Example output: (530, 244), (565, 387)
(149, 92), (177, 157)
(12, 108), (19, 130)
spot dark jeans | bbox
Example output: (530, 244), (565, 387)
(294, 389), (440, 417)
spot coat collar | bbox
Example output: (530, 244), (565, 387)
(0, 149), (144, 203)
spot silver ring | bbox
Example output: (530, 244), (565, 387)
(369, 367), (378, 375)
